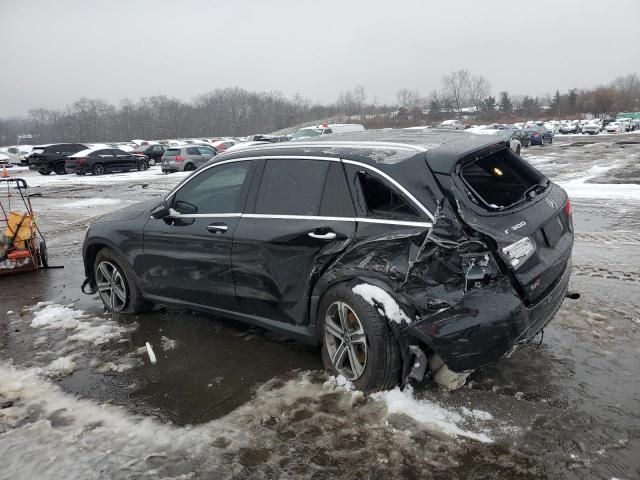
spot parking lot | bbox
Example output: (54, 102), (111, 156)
(1, 134), (640, 479)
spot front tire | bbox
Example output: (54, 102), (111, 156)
(319, 283), (401, 392)
(94, 248), (151, 314)
(137, 159), (149, 171)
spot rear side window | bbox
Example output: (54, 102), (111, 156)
(460, 149), (547, 210)
(255, 159), (329, 216)
(187, 147), (200, 155)
(357, 172), (419, 219)
(165, 149), (181, 157)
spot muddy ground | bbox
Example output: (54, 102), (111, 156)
(1, 133), (639, 479)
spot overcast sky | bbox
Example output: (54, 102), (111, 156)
(1, 0), (639, 116)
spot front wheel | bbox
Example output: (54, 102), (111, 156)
(94, 248), (151, 314)
(137, 159), (149, 171)
(319, 283), (401, 392)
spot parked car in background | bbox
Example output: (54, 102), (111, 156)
(292, 123), (365, 140)
(132, 144), (165, 165)
(0, 153), (10, 166)
(581, 123), (600, 135)
(3, 145), (33, 165)
(615, 119), (632, 132)
(65, 147), (149, 175)
(211, 140), (236, 152)
(605, 122), (626, 134)
(82, 129), (574, 392)
(524, 125), (553, 145)
(28, 143), (88, 175)
(438, 119), (466, 130)
(161, 145), (217, 173)
(505, 128), (530, 153)
(559, 122), (579, 134)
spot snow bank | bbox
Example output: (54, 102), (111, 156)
(352, 284), (411, 324)
(66, 198), (121, 209)
(373, 386), (494, 443)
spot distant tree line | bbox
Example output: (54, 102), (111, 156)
(1, 73), (639, 145)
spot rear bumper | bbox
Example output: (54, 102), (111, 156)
(408, 259), (572, 373)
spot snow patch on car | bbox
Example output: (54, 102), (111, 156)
(352, 283), (411, 324)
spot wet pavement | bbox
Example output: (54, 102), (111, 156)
(1, 134), (639, 479)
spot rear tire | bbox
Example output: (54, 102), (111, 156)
(92, 163), (106, 175)
(319, 282), (401, 392)
(39, 169), (52, 176)
(184, 163), (195, 171)
(54, 162), (67, 175)
(94, 248), (152, 314)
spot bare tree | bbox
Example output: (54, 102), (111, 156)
(441, 69), (470, 114)
(467, 74), (491, 114)
(395, 88), (422, 110)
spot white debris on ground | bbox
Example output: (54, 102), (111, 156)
(352, 284), (411, 324)
(44, 355), (78, 378)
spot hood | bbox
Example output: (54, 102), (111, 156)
(92, 198), (161, 224)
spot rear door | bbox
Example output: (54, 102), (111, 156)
(232, 158), (356, 325)
(142, 159), (256, 310)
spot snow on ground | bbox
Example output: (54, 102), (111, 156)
(65, 198), (122, 208)
(373, 386), (494, 443)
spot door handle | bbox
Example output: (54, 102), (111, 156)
(207, 223), (228, 234)
(308, 231), (336, 240)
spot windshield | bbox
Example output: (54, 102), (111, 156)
(292, 128), (322, 139)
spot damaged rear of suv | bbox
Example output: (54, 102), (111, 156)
(82, 129), (574, 392)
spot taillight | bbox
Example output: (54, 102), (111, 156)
(564, 198), (572, 216)
(175, 155), (184, 161)
(76, 157), (88, 164)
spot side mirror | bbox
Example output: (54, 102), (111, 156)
(150, 202), (170, 219)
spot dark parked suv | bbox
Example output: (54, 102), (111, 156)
(28, 143), (87, 175)
(82, 130), (574, 391)
(132, 144), (166, 166)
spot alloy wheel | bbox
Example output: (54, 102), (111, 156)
(93, 164), (105, 175)
(324, 301), (368, 380)
(95, 260), (128, 312)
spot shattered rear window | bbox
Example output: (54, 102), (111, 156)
(460, 149), (547, 210)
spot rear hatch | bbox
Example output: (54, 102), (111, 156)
(428, 145), (573, 303)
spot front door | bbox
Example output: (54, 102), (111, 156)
(232, 159), (356, 325)
(142, 159), (255, 311)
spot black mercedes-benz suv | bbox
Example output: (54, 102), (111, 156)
(28, 143), (87, 175)
(82, 130), (574, 391)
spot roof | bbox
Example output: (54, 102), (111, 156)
(213, 129), (507, 172)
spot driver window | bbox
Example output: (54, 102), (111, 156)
(172, 161), (251, 215)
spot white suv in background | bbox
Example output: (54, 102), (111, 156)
(292, 123), (365, 140)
